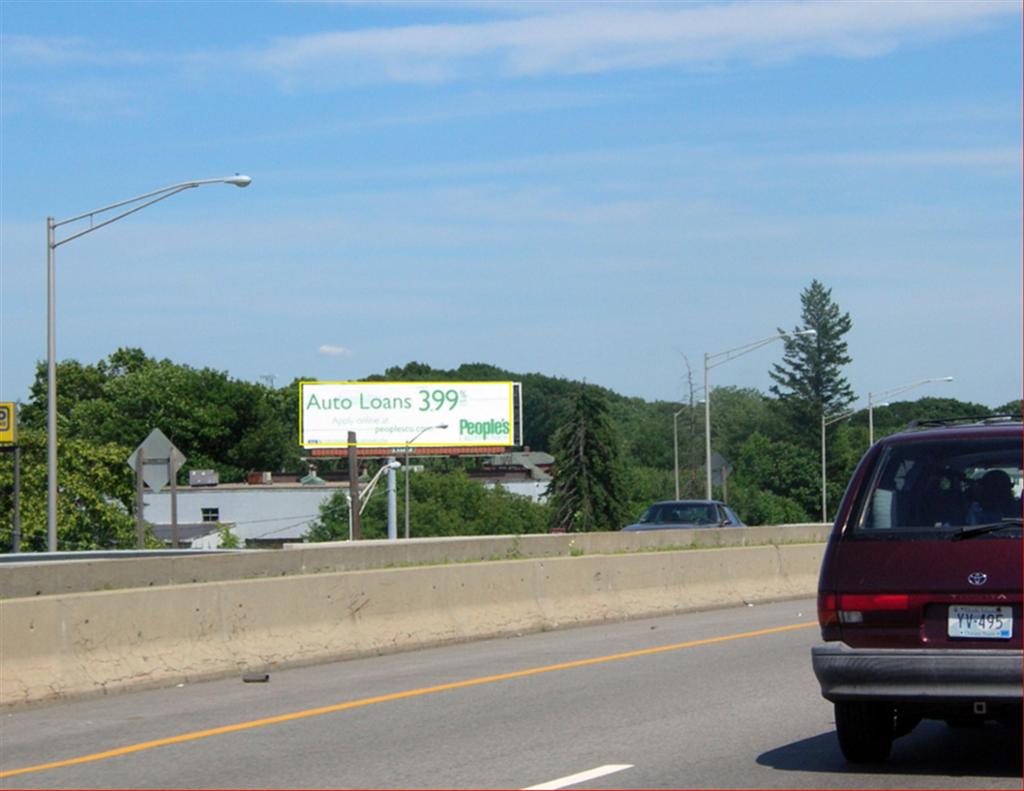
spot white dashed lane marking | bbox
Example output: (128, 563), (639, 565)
(523, 764), (634, 790)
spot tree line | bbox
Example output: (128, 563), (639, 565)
(2, 282), (1018, 550)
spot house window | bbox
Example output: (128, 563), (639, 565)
(201, 508), (220, 523)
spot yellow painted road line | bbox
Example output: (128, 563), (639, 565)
(0, 621), (816, 780)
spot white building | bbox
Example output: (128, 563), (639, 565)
(145, 450), (553, 548)
(144, 482), (347, 548)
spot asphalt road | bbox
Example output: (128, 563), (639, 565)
(1, 598), (1020, 789)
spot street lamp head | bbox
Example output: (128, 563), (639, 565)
(794, 329), (817, 337)
(225, 175), (252, 188)
(941, 376), (954, 382)
(437, 423), (449, 429)
(385, 460), (402, 470)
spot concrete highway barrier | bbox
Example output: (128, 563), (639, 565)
(0, 524), (828, 599)
(0, 528), (826, 708)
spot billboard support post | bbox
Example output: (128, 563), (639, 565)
(348, 431), (360, 540)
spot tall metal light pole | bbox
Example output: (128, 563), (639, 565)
(404, 423), (447, 539)
(867, 376), (954, 446)
(821, 408), (857, 523)
(45, 175), (252, 552)
(672, 406), (685, 500)
(703, 330), (817, 500)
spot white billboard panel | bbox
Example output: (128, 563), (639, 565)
(300, 381), (520, 448)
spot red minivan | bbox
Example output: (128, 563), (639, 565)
(812, 417), (1022, 763)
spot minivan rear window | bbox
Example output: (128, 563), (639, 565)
(850, 437), (1022, 538)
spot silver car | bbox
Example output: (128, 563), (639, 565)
(622, 500), (745, 531)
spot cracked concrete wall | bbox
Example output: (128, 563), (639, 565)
(0, 544), (824, 708)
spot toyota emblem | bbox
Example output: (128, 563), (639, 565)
(968, 572), (988, 586)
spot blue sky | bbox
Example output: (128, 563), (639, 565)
(2, 0), (1021, 412)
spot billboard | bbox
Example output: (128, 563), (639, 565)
(300, 381), (522, 449)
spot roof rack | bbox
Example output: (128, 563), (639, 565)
(905, 414), (1018, 430)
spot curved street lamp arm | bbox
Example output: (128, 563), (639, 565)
(407, 423), (447, 446)
(823, 407), (858, 428)
(51, 186), (193, 248)
(705, 330), (815, 370)
(51, 175), (252, 247)
(360, 464), (397, 515)
(870, 377), (953, 403)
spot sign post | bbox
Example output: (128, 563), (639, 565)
(127, 429), (187, 549)
(0, 403), (19, 552)
(135, 447), (146, 548)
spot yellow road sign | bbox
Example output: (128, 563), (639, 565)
(0, 402), (16, 445)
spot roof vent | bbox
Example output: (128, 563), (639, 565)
(189, 469), (219, 487)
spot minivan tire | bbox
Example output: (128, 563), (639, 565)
(835, 701), (895, 763)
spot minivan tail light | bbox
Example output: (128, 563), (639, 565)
(818, 593), (837, 627)
(836, 593), (910, 624)
(819, 593), (911, 628)
(837, 594), (910, 611)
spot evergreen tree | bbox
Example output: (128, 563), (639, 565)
(547, 386), (628, 532)
(769, 280), (855, 446)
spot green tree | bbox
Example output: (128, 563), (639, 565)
(621, 465), (675, 521)
(305, 488), (352, 542)
(707, 386), (782, 465)
(727, 483), (810, 526)
(858, 396), (993, 443)
(770, 280), (855, 447)
(216, 523), (241, 549)
(729, 432), (817, 522)
(547, 386), (628, 532)
(22, 349), (295, 483)
(995, 399), (1022, 418)
(0, 428), (142, 552)
(306, 469), (550, 541)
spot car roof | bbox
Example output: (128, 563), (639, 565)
(650, 499), (725, 506)
(879, 417), (1021, 445)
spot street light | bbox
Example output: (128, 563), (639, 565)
(703, 329), (816, 499)
(867, 376), (954, 445)
(672, 406), (685, 500)
(348, 460), (401, 541)
(821, 408), (858, 523)
(45, 175), (251, 551)
(404, 424), (447, 539)
(672, 394), (704, 500)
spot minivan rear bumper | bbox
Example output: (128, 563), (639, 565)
(812, 643), (1023, 702)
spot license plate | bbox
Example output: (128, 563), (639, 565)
(948, 605), (1013, 639)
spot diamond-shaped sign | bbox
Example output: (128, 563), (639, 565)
(127, 428), (186, 492)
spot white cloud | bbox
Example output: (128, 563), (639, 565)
(793, 146), (1023, 170)
(246, 0), (1017, 86)
(319, 344), (354, 357)
(0, 34), (150, 67)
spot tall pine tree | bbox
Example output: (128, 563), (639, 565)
(769, 280), (855, 447)
(547, 386), (628, 532)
